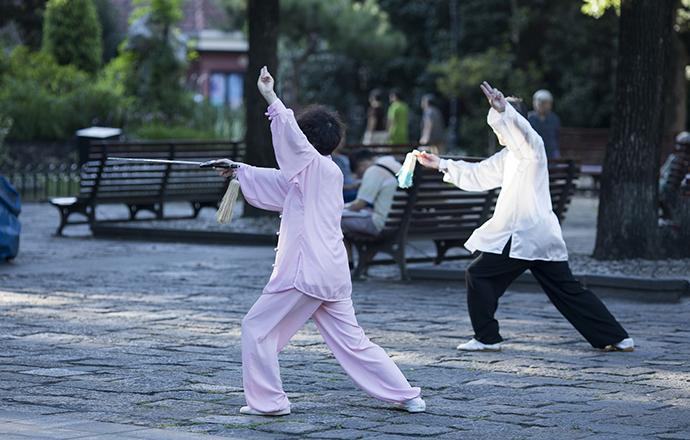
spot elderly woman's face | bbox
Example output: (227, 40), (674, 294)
(534, 99), (553, 114)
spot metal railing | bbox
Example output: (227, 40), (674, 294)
(1, 163), (81, 202)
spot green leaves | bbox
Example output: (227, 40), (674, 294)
(581, 0), (621, 18)
(280, 0), (404, 63)
(42, 0), (102, 73)
(0, 46), (127, 141)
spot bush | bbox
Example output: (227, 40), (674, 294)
(43, 0), (103, 73)
(132, 102), (245, 141)
(0, 46), (127, 141)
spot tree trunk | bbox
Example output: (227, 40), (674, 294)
(593, 0), (676, 260)
(244, 0), (279, 217)
(665, 32), (687, 139)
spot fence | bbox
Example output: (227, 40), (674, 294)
(1, 163), (81, 202)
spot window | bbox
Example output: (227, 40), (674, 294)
(209, 72), (244, 109)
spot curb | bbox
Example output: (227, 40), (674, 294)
(408, 267), (690, 303)
(91, 223), (277, 246)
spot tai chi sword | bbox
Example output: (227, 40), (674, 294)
(107, 157), (238, 169)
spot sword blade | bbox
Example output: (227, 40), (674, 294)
(107, 157), (202, 166)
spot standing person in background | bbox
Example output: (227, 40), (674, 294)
(362, 89), (388, 145)
(387, 89), (409, 144)
(528, 89), (561, 159)
(419, 94), (446, 154)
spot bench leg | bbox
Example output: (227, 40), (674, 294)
(128, 204), (138, 220)
(53, 204), (90, 236)
(191, 202), (202, 218)
(155, 203), (164, 220)
(353, 244), (375, 280)
(394, 243), (409, 281)
(55, 207), (69, 236)
(433, 240), (448, 265)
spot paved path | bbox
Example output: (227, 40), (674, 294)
(1, 204), (690, 439)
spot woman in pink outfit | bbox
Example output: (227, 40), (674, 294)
(206, 67), (424, 416)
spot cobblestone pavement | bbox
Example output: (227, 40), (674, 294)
(1, 204), (690, 440)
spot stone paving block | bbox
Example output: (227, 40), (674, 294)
(658, 432), (690, 440)
(372, 422), (454, 436)
(123, 428), (242, 440)
(19, 368), (90, 378)
(306, 428), (370, 439)
(255, 421), (326, 435)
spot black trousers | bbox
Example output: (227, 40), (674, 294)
(466, 240), (629, 348)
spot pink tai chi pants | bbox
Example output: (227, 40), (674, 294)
(241, 289), (421, 412)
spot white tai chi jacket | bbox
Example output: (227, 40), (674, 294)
(439, 103), (568, 261)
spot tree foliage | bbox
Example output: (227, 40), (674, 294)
(581, 0), (621, 18)
(42, 0), (102, 73)
(0, 46), (126, 140)
(107, 0), (190, 122)
(0, 0), (48, 49)
(220, 0), (404, 138)
(275, 0), (403, 109)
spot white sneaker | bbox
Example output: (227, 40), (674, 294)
(398, 396), (426, 413)
(239, 405), (291, 416)
(456, 338), (502, 352)
(604, 337), (635, 352)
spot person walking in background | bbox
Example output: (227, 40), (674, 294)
(362, 89), (388, 145)
(387, 88), (409, 144)
(419, 94), (446, 154)
(528, 89), (561, 159)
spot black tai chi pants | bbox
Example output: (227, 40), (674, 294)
(466, 240), (629, 348)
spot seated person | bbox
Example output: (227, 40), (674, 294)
(659, 131), (690, 220)
(341, 149), (402, 237)
(332, 146), (360, 203)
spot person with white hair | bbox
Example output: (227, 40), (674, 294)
(528, 89), (561, 159)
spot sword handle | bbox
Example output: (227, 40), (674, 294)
(199, 162), (239, 169)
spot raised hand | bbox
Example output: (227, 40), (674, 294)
(257, 66), (278, 105)
(415, 151), (441, 170)
(480, 81), (506, 113)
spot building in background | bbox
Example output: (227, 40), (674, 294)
(111, 0), (247, 109)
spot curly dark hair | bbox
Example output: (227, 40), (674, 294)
(296, 105), (345, 156)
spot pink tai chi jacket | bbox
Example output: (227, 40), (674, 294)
(235, 99), (352, 301)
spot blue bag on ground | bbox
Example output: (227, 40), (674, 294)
(0, 176), (21, 260)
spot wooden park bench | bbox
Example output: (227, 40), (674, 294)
(50, 140), (244, 235)
(342, 143), (424, 162)
(345, 157), (579, 280)
(560, 127), (608, 182)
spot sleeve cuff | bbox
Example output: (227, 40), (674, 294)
(266, 99), (288, 121)
(439, 159), (449, 173)
(488, 103), (519, 126)
(487, 107), (504, 128)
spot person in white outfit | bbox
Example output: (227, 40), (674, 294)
(416, 81), (634, 353)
